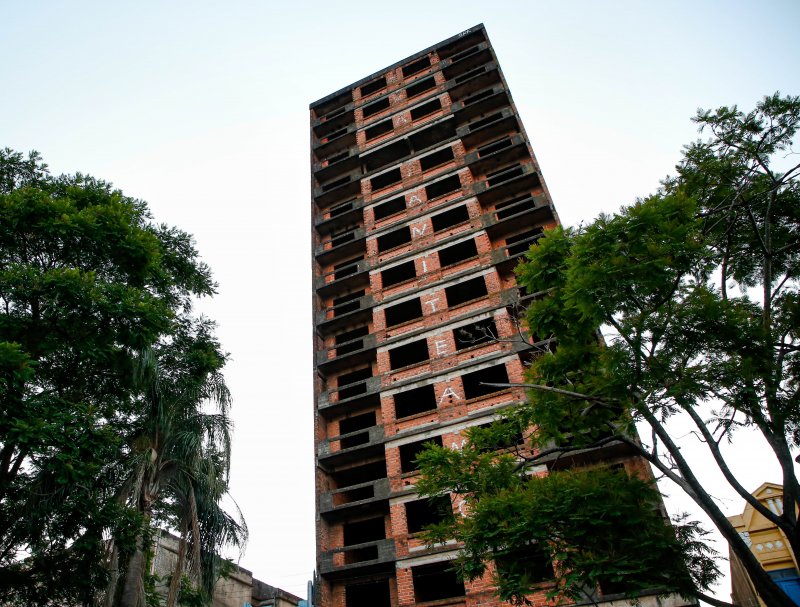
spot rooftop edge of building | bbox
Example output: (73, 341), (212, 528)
(308, 23), (487, 110)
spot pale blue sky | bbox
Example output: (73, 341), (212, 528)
(2, 0), (799, 600)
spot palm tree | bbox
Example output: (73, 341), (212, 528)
(103, 319), (247, 607)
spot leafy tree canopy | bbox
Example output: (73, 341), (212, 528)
(418, 93), (800, 607)
(0, 148), (240, 606)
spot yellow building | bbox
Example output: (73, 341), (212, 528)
(727, 483), (800, 606)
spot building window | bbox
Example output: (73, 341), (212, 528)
(438, 239), (478, 267)
(411, 561), (465, 601)
(377, 226), (412, 253)
(410, 98), (442, 121)
(445, 275), (487, 307)
(384, 298), (423, 327)
(461, 363), (509, 400)
(393, 383), (436, 418)
(360, 76), (386, 97)
(402, 56), (431, 78)
(399, 436), (442, 473)
(388, 338), (429, 370)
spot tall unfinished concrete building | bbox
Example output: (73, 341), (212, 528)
(310, 25), (681, 607)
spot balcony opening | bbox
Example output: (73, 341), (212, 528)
(425, 174), (461, 200)
(445, 275), (487, 307)
(384, 298), (423, 328)
(365, 119), (393, 141)
(332, 290), (365, 317)
(343, 516), (385, 546)
(373, 196), (405, 221)
(363, 97), (390, 118)
(405, 495), (453, 533)
(410, 98), (442, 121)
(438, 239), (478, 268)
(419, 146), (454, 171)
(455, 66), (485, 84)
(478, 136), (513, 157)
(333, 460), (386, 489)
(377, 226), (412, 252)
(346, 579), (391, 607)
(495, 543), (554, 586)
(360, 76), (386, 97)
(454, 318), (497, 350)
(329, 199), (354, 218)
(335, 325), (369, 355)
(461, 363), (509, 400)
(324, 127), (348, 141)
(406, 76), (436, 98)
(333, 256), (363, 280)
(314, 90), (351, 119)
(487, 163), (524, 187)
(450, 44), (481, 63)
(506, 227), (544, 256)
(469, 111), (502, 132)
(339, 411), (376, 449)
(432, 205), (469, 232)
(322, 175), (351, 192)
(381, 260), (416, 288)
(325, 150), (349, 165)
(403, 56), (431, 78)
(371, 168), (402, 192)
(389, 339), (429, 370)
(495, 193), (532, 220)
(330, 227), (357, 248)
(394, 384), (436, 418)
(399, 436), (442, 473)
(412, 561), (465, 601)
(463, 88), (495, 106)
(337, 367), (372, 399)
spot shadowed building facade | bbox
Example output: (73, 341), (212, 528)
(310, 25), (693, 607)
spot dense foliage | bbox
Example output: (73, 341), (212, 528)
(0, 149), (244, 606)
(418, 93), (800, 607)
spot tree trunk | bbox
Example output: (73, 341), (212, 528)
(117, 537), (145, 607)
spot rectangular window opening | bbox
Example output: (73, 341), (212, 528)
(445, 275), (488, 307)
(431, 205), (469, 232)
(384, 297), (423, 327)
(403, 56), (431, 78)
(370, 168), (402, 191)
(330, 227), (357, 248)
(337, 366), (372, 399)
(388, 338), (429, 370)
(373, 196), (405, 221)
(406, 76), (436, 99)
(381, 260), (416, 288)
(324, 127), (347, 141)
(326, 150), (349, 165)
(461, 363), (509, 400)
(362, 97), (390, 118)
(365, 119), (393, 141)
(438, 238), (478, 268)
(425, 174), (461, 200)
(360, 76), (387, 98)
(410, 98), (442, 121)
(394, 383), (436, 418)
(405, 495), (453, 534)
(345, 579), (391, 607)
(419, 147), (455, 172)
(495, 544), (554, 586)
(399, 436), (442, 473)
(343, 516), (385, 547)
(412, 561), (465, 602)
(376, 226), (412, 252)
(454, 66), (484, 84)
(454, 318), (497, 351)
(450, 45), (481, 63)
(495, 193), (533, 219)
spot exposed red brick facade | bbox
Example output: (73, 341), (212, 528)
(311, 25), (690, 607)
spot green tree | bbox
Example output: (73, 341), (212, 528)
(108, 319), (246, 607)
(0, 149), (230, 605)
(417, 93), (800, 607)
